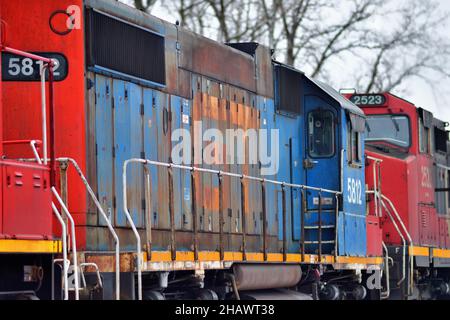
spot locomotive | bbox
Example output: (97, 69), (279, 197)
(0, 0), (447, 301)
(347, 93), (450, 300)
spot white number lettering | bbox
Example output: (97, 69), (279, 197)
(51, 58), (61, 76)
(347, 178), (363, 205)
(8, 58), (21, 76)
(421, 166), (433, 189)
(21, 58), (34, 76)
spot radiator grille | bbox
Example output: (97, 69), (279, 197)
(275, 65), (303, 114)
(86, 10), (166, 85)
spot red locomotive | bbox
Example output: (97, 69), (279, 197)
(347, 92), (450, 299)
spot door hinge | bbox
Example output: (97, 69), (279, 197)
(140, 103), (145, 115)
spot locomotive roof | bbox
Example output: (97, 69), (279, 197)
(309, 78), (365, 117)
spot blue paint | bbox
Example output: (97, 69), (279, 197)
(95, 75), (114, 227)
(113, 80), (144, 228)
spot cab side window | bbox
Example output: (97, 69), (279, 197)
(419, 118), (431, 154)
(308, 110), (335, 158)
(348, 129), (362, 163)
(348, 114), (364, 164)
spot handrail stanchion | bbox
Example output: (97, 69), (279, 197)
(240, 175), (247, 261)
(301, 187), (306, 262)
(51, 203), (69, 300)
(168, 165), (176, 261)
(381, 242), (391, 299)
(261, 180), (267, 262)
(57, 157), (121, 300)
(281, 183), (287, 262)
(334, 194), (339, 259)
(218, 172), (225, 261)
(123, 159), (146, 301)
(40, 65), (48, 165)
(318, 190), (323, 261)
(51, 187), (80, 300)
(191, 168), (199, 260)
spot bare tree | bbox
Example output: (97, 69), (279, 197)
(360, 0), (450, 93)
(122, 0), (449, 96)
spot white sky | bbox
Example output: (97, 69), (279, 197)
(134, 0), (450, 122)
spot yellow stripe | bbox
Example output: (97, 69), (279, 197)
(266, 253), (283, 262)
(409, 246), (430, 257)
(336, 256), (383, 265)
(149, 251), (171, 262)
(433, 248), (450, 259)
(0, 239), (61, 253)
(224, 252), (243, 261)
(245, 253), (264, 262)
(198, 251), (220, 261)
(146, 250), (382, 265)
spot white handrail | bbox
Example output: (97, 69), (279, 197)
(57, 157), (120, 300)
(15, 152), (121, 299)
(80, 263), (103, 289)
(52, 187), (80, 300)
(381, 242), (390, 300)
(40, 65), (48, 165)
(123, 158), (343, 301)
(123, 159), (144, 300)
(367, 190), (407, 289)
(379, 194), (414, 295)
(51, 204), (69, 300)
(30, 140), (42, 165)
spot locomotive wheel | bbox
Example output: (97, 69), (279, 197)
(143, 290), (165, 300)
(352, 285), (368, 300)
(320, 284), (340, 300)
(192, 289), (219, 300)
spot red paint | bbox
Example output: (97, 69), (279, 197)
(1, 0), (87, 247)
(346, 93), (446, 249)
(1, 160), (52, 239)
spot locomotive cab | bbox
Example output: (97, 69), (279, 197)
(347, 92), (450, 299)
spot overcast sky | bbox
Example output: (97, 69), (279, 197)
(145, 0), (450, 122)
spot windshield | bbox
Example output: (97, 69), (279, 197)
(365, 115), (410, 148)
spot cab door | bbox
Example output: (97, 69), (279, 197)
(304, 100), (340, 207)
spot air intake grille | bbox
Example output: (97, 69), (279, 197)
(86, 10), (166, 85)
(275, 65), (303, 114)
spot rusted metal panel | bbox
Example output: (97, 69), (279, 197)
(219, 94), (231, 237)
(95, 75), (114, 227)
(179, 30), (256, 93)
(201, 85), (212, 233)
(155, 91), (171, 230)
(209, 94), (221, 234)
(85, 0), (166, 35)
(86, 71), (99, 223)
(113, 80), (144, 228)
(255, 46), (274, 98)
(170, 96), (183, 231)
(143, 88), (157, 253)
